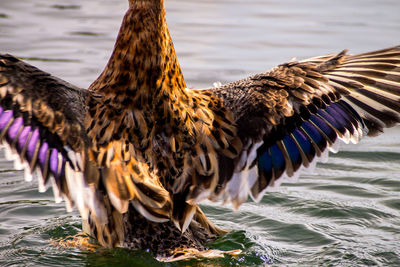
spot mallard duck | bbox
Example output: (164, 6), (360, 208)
(1, 0), (400, 261)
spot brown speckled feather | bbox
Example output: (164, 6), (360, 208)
(85, 0), (240, 234)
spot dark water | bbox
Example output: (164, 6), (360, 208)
(1, 0), (400, 266)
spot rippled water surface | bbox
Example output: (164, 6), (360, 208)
(1, 0), (400, 266)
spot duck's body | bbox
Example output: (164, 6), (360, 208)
(83, 1), (236, 252)
(1, 0), (400, 260)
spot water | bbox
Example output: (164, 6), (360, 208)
(0, 0), (400, 266)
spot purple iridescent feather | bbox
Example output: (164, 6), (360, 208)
(49, 148), (59, 178)
(7, 117), (23, 140)
(0, 110), (13, 130)
(38, 141), (49, 168)
(17, 126), (31, 152)
(26, 128), (39, 162)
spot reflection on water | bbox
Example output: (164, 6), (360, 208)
(0, 0), (400, 266)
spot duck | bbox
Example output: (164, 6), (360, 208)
(0, 0), (399, 261)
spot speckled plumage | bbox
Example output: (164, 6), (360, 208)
(85, 0), (240, 245)
(1, 0), (400, 260)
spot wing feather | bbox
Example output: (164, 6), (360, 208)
(0, 54), (120, 246)
(207, 45), (400, 207)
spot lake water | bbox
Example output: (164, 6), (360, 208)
(0, 0), (400, 266)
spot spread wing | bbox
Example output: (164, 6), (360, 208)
(0, 54), (175, 246)
(207, 46), (400, 208)
(0, 54), (121, 246)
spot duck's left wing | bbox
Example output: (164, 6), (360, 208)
(0, 54), (111, 239)
(207, 46), (400, 208)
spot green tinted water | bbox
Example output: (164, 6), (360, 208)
(0, 0), (400, 266)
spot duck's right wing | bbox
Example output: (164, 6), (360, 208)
(206, 46), (400, 207)
(0, 54), (116, 244)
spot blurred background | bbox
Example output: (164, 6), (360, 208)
(0, 0), (399, 266)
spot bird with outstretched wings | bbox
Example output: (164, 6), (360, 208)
(0, 0), (399, 260)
